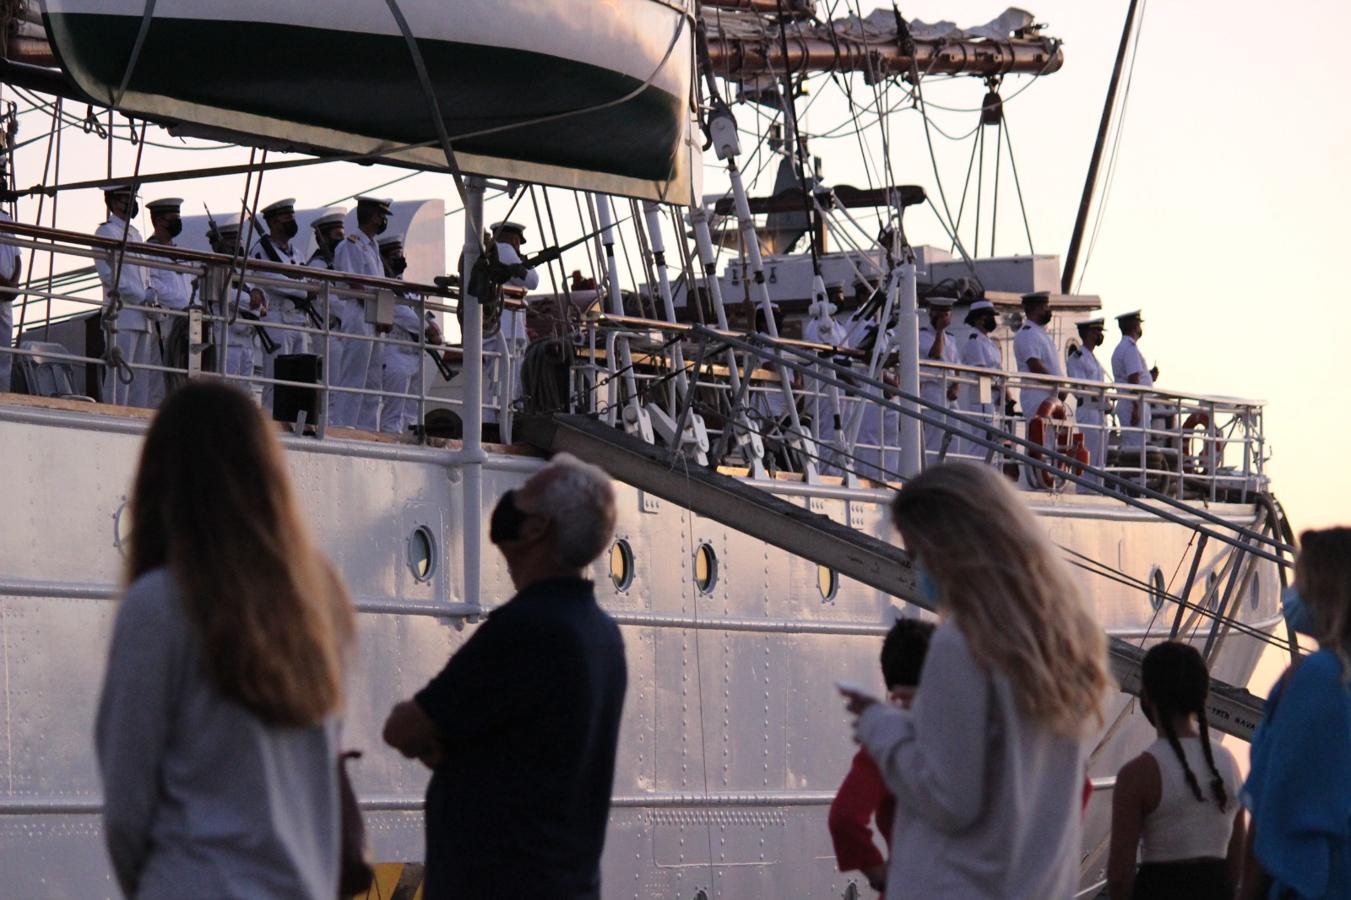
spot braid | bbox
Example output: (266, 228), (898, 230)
(1195, 716), (1229, 812)
(1159, 713), (1205, 803)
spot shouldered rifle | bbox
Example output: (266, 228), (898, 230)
(204, 203), (278, 354)
(252, 216), (324, 330)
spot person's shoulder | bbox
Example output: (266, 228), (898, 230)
(118, 567), (183, 629)
(1289, 649), (1351, 696)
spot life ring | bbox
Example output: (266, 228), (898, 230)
(1182, 411), (1227, 472)
(1026, 398), (1091, 489)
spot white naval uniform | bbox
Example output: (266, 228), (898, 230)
(145, 235), (195, 406)
(1012, 319), (1063, 422)
(1066, 343), (1108, 474)
(482, 242), (537, 428)
(918, 322), (959, 462)
(0, 212), (20, 392)
(803, 312), (850, 471)
(94, 214), (155, 407)
(380, 299), (427, 434)
(958, 328), (1002, 459)
(1111, 335), (1153, 449)
(250, 236), (312, 411)
(842, 314), (891, 482)
(330, 231), (384, 430)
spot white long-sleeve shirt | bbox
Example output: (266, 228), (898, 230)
(94, 214), (152, 331)
(857, 621), (1084, 899)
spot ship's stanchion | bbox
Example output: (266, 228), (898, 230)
(461, 176), (485, 614)
(593, 194), (653, 444)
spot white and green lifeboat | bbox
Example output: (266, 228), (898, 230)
(38, 0), (698, 202)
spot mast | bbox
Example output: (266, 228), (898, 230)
(1061, 0), (1141, 294)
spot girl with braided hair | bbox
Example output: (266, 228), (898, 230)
(1107, 641), (1244, 899)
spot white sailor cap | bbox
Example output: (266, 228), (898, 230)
(969, 299), (995, 312)
(355, 195), (393, 214)
(1115, 309), (1143, 324)
(214, 213), (244, 235)
(924, 295), (957, 309)
(377, 234), (404, 250)
(145, 197), (183, 213)
(310, 207), (347, 230)
(260, 197), (296, 219)
(490, 221), (527, 243)
(101, 183), (138, 198)
(1077, 316), (1105, 329)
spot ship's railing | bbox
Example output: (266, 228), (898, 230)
(0, 220), (501, 434)
(574, 314), (1267, 504)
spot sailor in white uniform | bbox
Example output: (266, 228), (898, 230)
(802, 289), (850, 471)
(209, 216), (264, 383)
(1012, 291), (1064, 424)
(330, 195), (390, 430)
(482, 221), (537, 432)
(95, 185), (157, 407)
(0, 208), (23, 393)
(145, 198), (193, 400)
(306, 208), (347, 272)
(957, 298), (1002, 460)
(1066, 317), (1109, 476)
(918, 295), (960, 462)
(249, 198), (313, 412)
(377, 235), (442, 434)
(1110, 309), (1154, 449)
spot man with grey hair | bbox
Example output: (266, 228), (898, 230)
(383, 452), (627, 900)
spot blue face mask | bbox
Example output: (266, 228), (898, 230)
(1281, 585), (1319, 637)
(914, 560), (940, 608)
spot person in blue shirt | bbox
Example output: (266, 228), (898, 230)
(1239, 527), (1351, 900)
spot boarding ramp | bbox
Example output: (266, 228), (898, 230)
(520, 412), (1272, 741)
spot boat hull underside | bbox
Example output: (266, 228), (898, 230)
(43, 13), (685, 190)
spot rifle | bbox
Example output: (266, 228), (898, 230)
(204, 203), (278, 355)
(250, 216), (324, 330)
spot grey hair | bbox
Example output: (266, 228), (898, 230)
(533, 452), (617, 568)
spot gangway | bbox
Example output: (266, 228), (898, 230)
(519, 412), (1272, 741)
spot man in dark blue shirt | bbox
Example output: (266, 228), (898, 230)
(383, 453), (627, 899)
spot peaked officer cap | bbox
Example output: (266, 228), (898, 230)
(145, 197), (182, 212)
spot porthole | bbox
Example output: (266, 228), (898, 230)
(113, 499), (131, 556)
(609, 539), (635, 592)
(1148, 565), (1165, 612)
(407, 526), (436, 582)
(693, 542), (718, 594)
(818, 564), (839, 602)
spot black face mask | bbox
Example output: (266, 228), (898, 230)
(490, 489), (530, 545)
(389, 256), (407, 275)
(282, 220), (299, 239)
(166, 218), (183, 238)
(979, 314), (997, 334)
(375, 217), (389, 236)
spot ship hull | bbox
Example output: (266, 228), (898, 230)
(0, 402), (1280, 896)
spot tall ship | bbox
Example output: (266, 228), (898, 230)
(0, 2), (1296, 897)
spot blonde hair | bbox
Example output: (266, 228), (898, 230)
(891, 464), (1112, 736)
(127, 382), (355, 727)
(1295, 527), (1351, 680)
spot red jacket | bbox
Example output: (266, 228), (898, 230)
(828, 748), (895, 874)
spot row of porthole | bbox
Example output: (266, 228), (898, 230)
(609, 538), (839, 602)
(1146, 565), (1262, 612)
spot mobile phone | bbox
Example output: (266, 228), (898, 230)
(835, 680), (881, 703)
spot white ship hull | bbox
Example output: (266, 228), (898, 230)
(0, 400), (1279, 897)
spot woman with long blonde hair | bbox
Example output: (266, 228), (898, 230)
(841, 463), (1112, 898)
(96, 382), (355, 899)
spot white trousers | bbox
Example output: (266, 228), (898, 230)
(1119, 398), (1151, 448)
(332, 301), (374, 429)
(958, 400), (997, 461)
(380, 358), (418, 434)
(920, 382), (952, 464)
(103, 328), (154, 407)
(1078, 406), (1106, 483)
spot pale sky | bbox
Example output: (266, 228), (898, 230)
(8, 0), (1346, 530)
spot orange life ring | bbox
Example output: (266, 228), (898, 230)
(1026, 398), (1090, 489)
(1182, 411), (1227, 472)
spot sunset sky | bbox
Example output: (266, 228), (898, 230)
(9, 0), (1345, 530)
